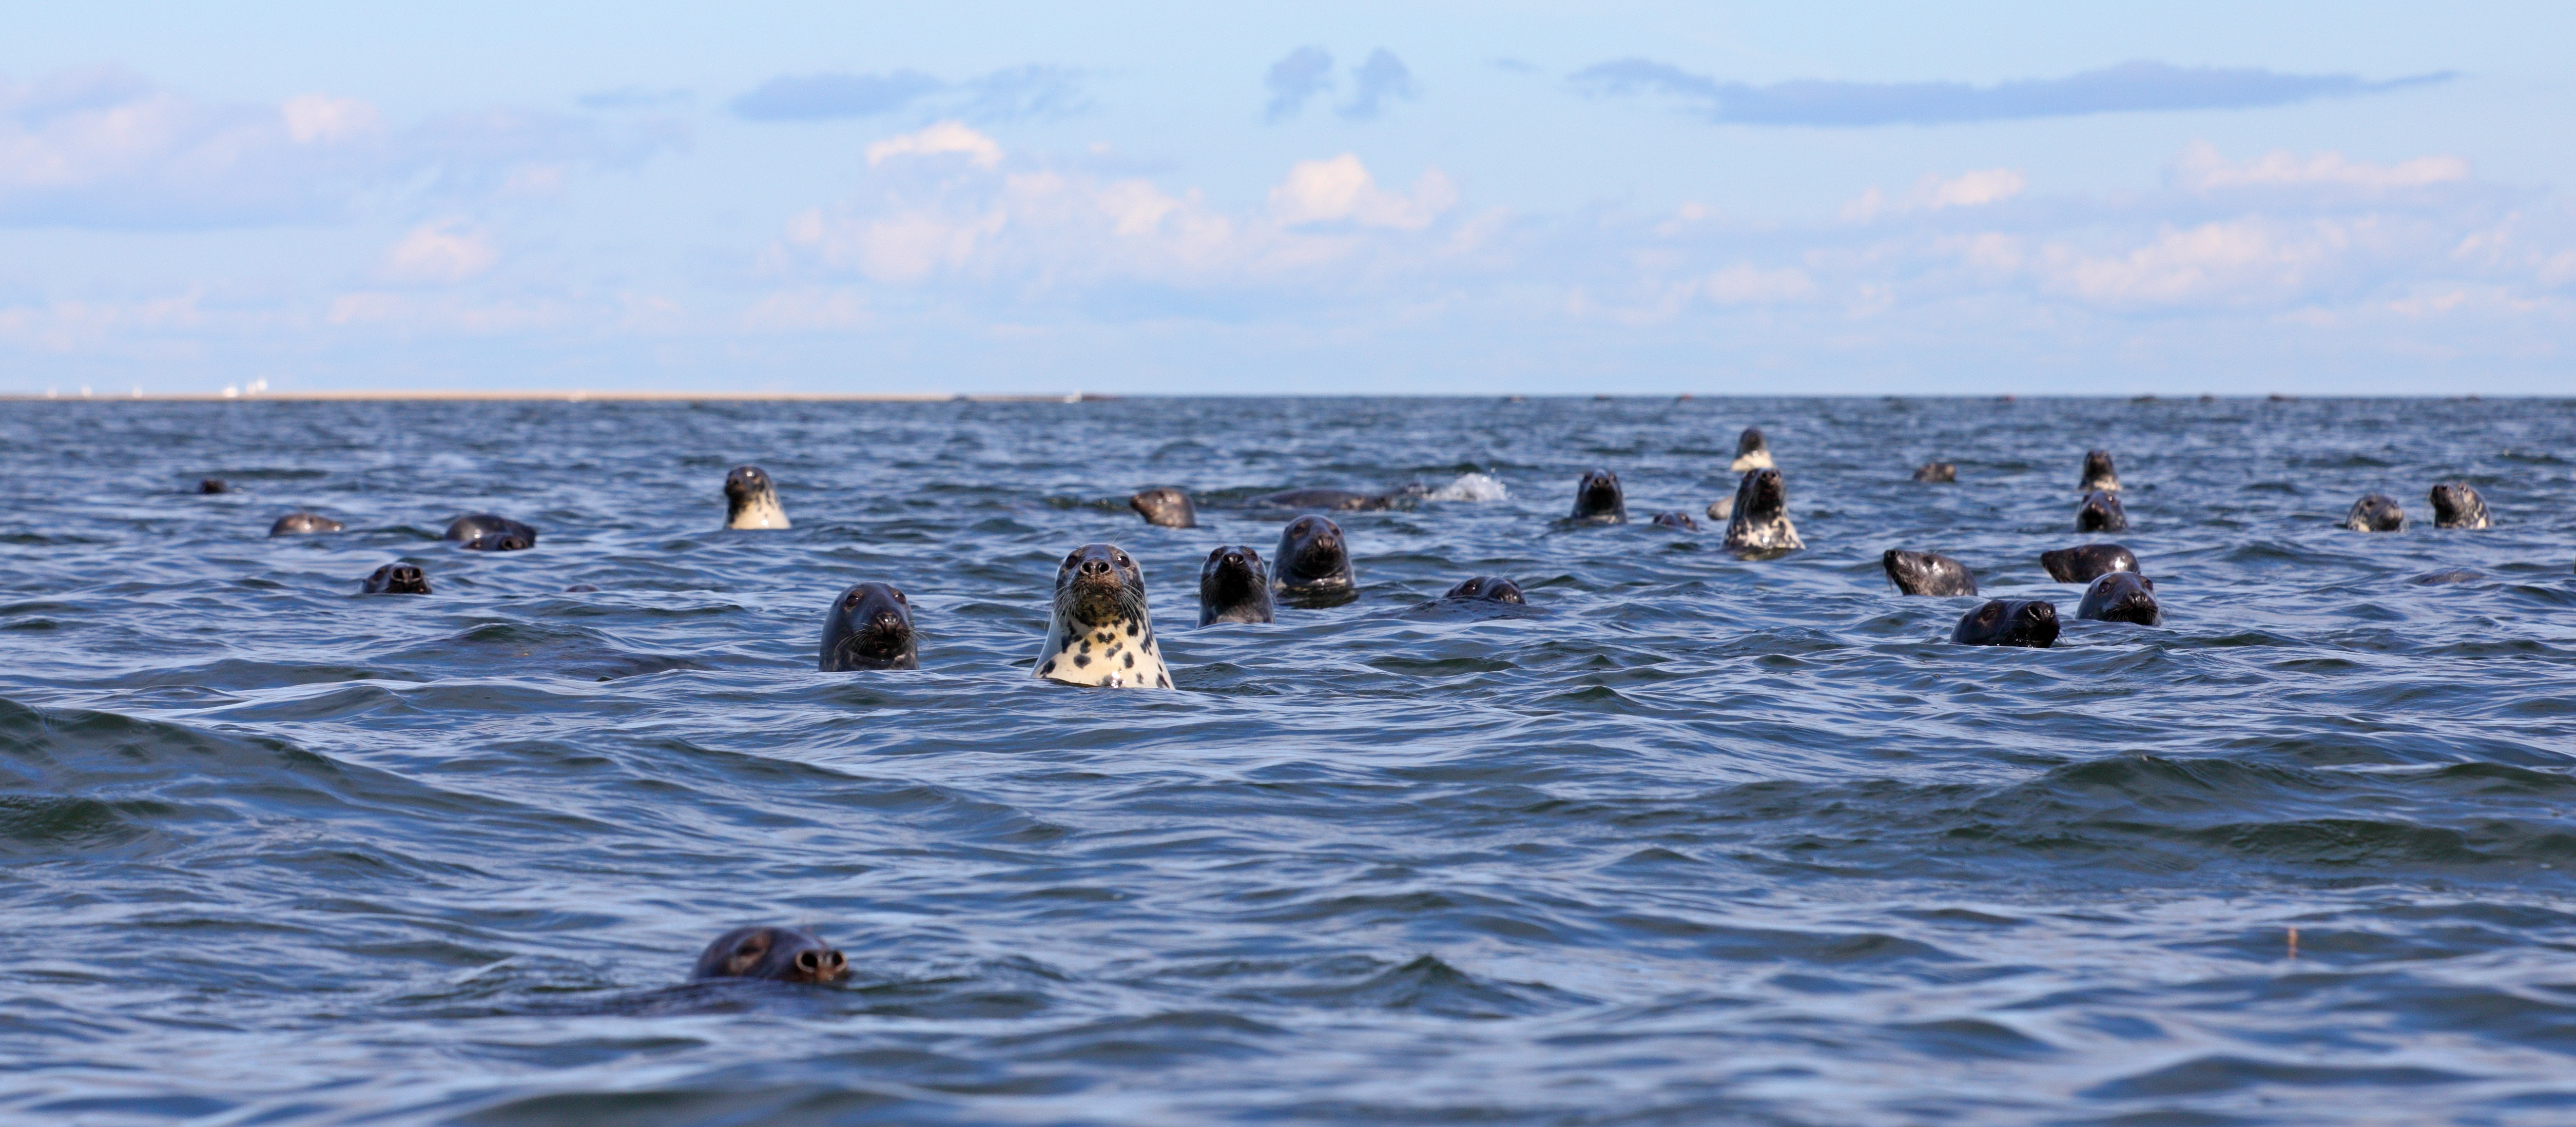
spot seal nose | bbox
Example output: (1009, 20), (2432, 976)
(870, 607), (906, 632)
(1222, 551), (1244, 566)
(1080, 558), (1111, 576)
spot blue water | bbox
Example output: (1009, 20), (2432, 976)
(4, 396), (2575, 1126)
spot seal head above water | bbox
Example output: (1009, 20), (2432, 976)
(445, 514), (538, 551)
(2429, 482), (2491, 529)
(1913, 462), (1957, 483)
(2077, 572), (2160, 625)
(1650, 511), (1700, 531)
(2344, 494), (2405, 531)
(270, 512), (344, 536)
(2080, 449), (2120, 493)
(1131, 487), (1198, 528)
(2040, 544), (2138, 583)
(1198, 545), (1274, 625)
(2076, 490), (2127, 532)
(1569, 470), (1627, 523)
(1729, 427), (1774, 472)
(1253, 484), (1424, 511)
(363, 563), (430, 594)
(1883, 549), (1976, 596)
(197, 478), (232, 494)
(1444, 576), (1526, 604)
(724, 466), (791, 530)
(691, 926), (848, 984)
(1272, 515), (1357, 603)
(1950, 599), (2059, 647)
(1723, 468), (1803, 558)
(1037, 543), (1171, 689)
(818, 582), (918, 671)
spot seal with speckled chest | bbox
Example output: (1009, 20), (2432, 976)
(1037, 543), (1171, 688)
(2079, 450), (2119, 492)
(2076, 490), (2127, 532)
(1131, 487), (1198, 528)
(2344, 494), (2405, 532)
(724, 466), (791, 530)
(2429, 482), (2490, 529)
(1272, 515), (1356, 603)
(1724, 468), (1803, 557)
(1198, 545), (1274, 625)
(1569, 469), (1627, 523)
(445, 513), (538, 551)
(1729, 427), (1774, 472)
(1951, 599), (2058, 647)
(819, 582), (918, 671)
(2077, 572), (2159, 625)
(363, 563), (429, 594)
(271, 512), (344, 536)
(691, 926), (848, 984)
(2040, 544), (2138, 583)
(1883, 549), (1976, 596)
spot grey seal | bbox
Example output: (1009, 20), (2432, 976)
(1252, 484), (1425, 511)
(691, 926), (848, 984)
(445, 514), (538, 551)
(363, 563), (430, 594)
(724, 466), (790, 530)
(1272, 515), (1356, 604)
(1443, 576), (1526, 603)
(1913, 462), (1957, 483)
(1729, 427), (1774, 472)
(1198, 544), (1275, 625)
(1951, 599), (2059, 647)
(197, 478), (232, 494)
(1036, 543), (1170, 688)
(2076, 572), (2159, 625)
(2040, 544), (2138, 583)
(1131, 487), (1198, 528)
(1883, 549), (1976, 596)
(2344, 494), (2405, 532)
(1651, 511), (1700, 531)
(818, 582), (918, 671)
(1569, 469), (1627, 523)
(2079, 449), (2119, 492)
(1705, 497), (1734, 522)
(2077, 490), (2127, 532)
(270, 512), (344, 536)
(1723, 468), (1803, 558)
(2429, 482), (2491, 529)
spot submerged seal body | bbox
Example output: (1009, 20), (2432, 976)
(363, 563), (429, 594)
(2344, 494), (2405, 532)
(270, 512), (344, 536)
(1651, 511), (1700, 531)
(1883, 549), (1976, 596)
(2077, 490), (2127, 532)
(1569, 470), (1627, 523)
(1253, 485), (1423, 511)
(691, 926), (848, 984)
(1951, 599), (2059, 647)
(1723, 468), (1803, 557)
(1729, 427), (1774, 472)
(818, 582), (918, 671)
(1272, 515), (1356, 602)
(2040, 544), (2139, 583)
(1198, 544), (1275, 625)
(2429, 483), (2491, 529)
(2080, 450), (2120, 493)
(2077, 572), (2160, 625)
(1131, 487), (1198, 528)
(1913, 462), (1957, 483)
(197, 479), (232, 494)
(1036, 543), (1171, 688)
(724, 466), (791, 530)
(445, 514), (538, 551)
(1444, 576), (1526, 604)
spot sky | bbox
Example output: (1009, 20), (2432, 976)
(2, 1), (2570, 395)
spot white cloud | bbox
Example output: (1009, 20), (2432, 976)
(1842, 168), (2026, 222)
(378, 220), (497, 283)
(279, 95), (383, 144)
(1267, 154), (1457, 230)
(1696, 264), (1815, 305)
(865, 121), (1003, 168)
(2171, 140), (2468, 193)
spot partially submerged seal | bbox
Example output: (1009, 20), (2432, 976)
(1729, 427), (1774, 472)
(1131, 487), (1198, 528)
(2429, 483), (2491, 529)
(2077, 572), (2159, 625)
(1036, 543), (1171, 689)
(1569, 469), (1627, 523)
(1198, 544), (1275, 625)
(2079, 450), (2119, 492)
(1883, 549), (1976, 596)
(270, 512), (344, 536)
(1723, 468), (1803, 558)
(363, 563), (429, 594)
(2077, 490), (2128, 532)
(1252, 484), (1424, 511)
(445, 514), (538, 551)
(197, 479), (232, 494)
(724, 466), (791, 530)
(818, 582), (918, 671)
(2344, 494), (2405, 532)
(1913, 462), (1957, 483)
(1951, 599), (2059, 647)
(2040, 544), (2138, 583)
(691, 926), (848, 984)
(1443, 576), (1526, 604)
(1651, 511), (1700, 531)
(1272, 516), (1356, 602)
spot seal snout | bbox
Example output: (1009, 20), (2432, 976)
(819, 582), (919, 671)
(1569, 469), (1627, 522)
(691, 925), (848, 984)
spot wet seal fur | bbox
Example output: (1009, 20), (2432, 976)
(445, 513), (538, 551)
(818, 582), (918, 671)
(724, 466), (791, 530)
(1729, 427), (1774, 472)
(2429, 482), (2491, 529)
(1569, 469), (1627, 523)
(1037, 543), (1170, 689)
(1913, 462), (1957, 483)
(1883, 549), (1976, 596)
(1445, 576), (1526, 603)
(2080, 450), (2120, 492)
(364, 563), (430, 594)
(1131, 487), (1198, 528)
(2077, 572), (2159, 625)
(1705, 497), (1734, 522)
(1723, 468), (1803, 558)
(1272, 515), (1357, 605)
(197, 478), (232, 494)
(1252, 484), (1425, 511)
(1650, 511), (1700, 531)
(1951, 599), (2059, 647)
(2077, 490), (2128, 532)
(1198, 545), (1274, 625)
(2040, 544), (2139, 583)
(2344, 494), (2405, 532)
(691, 926), (848, 984)
(270, 512), (344, 536)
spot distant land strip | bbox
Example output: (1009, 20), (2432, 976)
(0, 390), (1119, 403)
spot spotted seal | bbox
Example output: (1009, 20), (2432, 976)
(1569, 469), (1627, 523)
(2344, 494), (2405, 532)
(1729, 427), (1774, 472)
(1883, 549), (1976, 596)
(2079, 450), (2119, 493)
(2040, 544), (2138, 583)
(1913, 462), (1957, 483)
(445, 513), (538, 551)
(363, 563), (430, 594)
(724, 466), (791, 530)
(1950, 599), (2059, 647)
(1651, 511), (1700, 531)
(818, 582), (918, 671)
(2077, 572), (2159, 625)
(2429, 482), (2491, 529)
(1723, 468), (1803, 558)
(270, 512), (344, 536)
(1198, 545), (1275, 625)
(2076, 490), (2127, 532)
(1036, 543), (1171, 689)
(1444, 576), (1526, 603)
(1131, 487), (1198, 528)
(690, 926), (848, 984)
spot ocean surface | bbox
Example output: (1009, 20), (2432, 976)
(4, 395), (2575, 1127)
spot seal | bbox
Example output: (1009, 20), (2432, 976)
(445, 514), (538, 551)
(1913, 462), (1957, 483)
(2412, 569), (2483, 585)
(2079, 449), (2119, 492)
(690, 926), (848, 984)
(1272, 515), (1357, 602)
(1651, 511), (1700, 531)
(1036, 543), (1171, 688)
(270, 512), (344, 536)
(1131, 487), (1198, 528)
(1723, 468), (1803, 557)
(1729, 427), (1774, 472)
(197, 478), (232, 494)
(1198, 544), (1274, 625)
(2076, 572), (2160, 625)
(1252, 484), (1426, 511)
(1883, 549), (1976, 596)
(2344, 494), (2405, 532)
(818, 582), (918, 671)
(2429, 482), (2491, 529)
(1444, 576), (1526, 603)
(2076, 490), (2127, 532)
(1950, 599), (2059, 647)
(723, 466), (791, 530)
(1705, 497), (1734, 522)
(363, 563), (430, 594)
(2040, 544), (2138, 583)
(1569, 469), (1627, 523)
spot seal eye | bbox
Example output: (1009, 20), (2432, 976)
(893, 591), (907, 602)
(1114, 553), (1131, 567)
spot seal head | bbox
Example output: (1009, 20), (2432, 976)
(2076, 490), (2128, 532)
(363, 563), (430, 595)
(1650, 511), (1700, 531)
(1723, 468), (1804, 558)
(1037, 543), (1171, 688)
(197, 479), (232, 494)
(2040, 544), (2138, 583)
(2080, 450), (2119, 492)
(445, 514), (538, 551)
(1729, 427), (1774, 472)
(1131, 487), (1198, 528)
(690, 926), (848, 984)
(1951, 599), (2059, 647)
(2344, 494), (2405, 532)
(1883, 549), (1977, 596)
(1198, 544), (1274, 625)
(819, 582), (918, 671)
(1913, 462), (1957, 483)
(2077, 572), (2159, 625)
(2429, 482), (2491, 529)
(1569, 469), (1627, 523)
(724, 466), (791, 530)
(270, 512), (344, 536)
(1272, 515), (1357, 603)
(1444, 576), (1526, 604)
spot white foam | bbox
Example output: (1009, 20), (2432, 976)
(1428, 472), (1509, 502)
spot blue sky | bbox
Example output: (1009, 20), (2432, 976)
(2, 1), (2569, 394)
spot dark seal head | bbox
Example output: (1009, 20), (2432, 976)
(1650, 511), (1700, 531)
(724, 465), (791, 530)
(2077, 572), (2160, 625)
(1950, 599), (2059, 647)
(1198, 544), (1274, 625)
(270, 511), (344, 536)
(1569, 469), (1627, 523)
(1038, 543), (1170, 688)
(818, 582), (918, 671)
(1272, 515), (1356, 599)
(445, 514), (539, 550)
(1444, 576), (1526, 604)
(1883, 549), (1976, 597)
(2080, 449), (2119, 492)
(197, 478), (232, 494)
(2076, 490), (2128, 532)
(690, 926), (848, 984)
(363, 563), (430, 594)
(1131, 487), (1198, 528)
(1254, 487), (1408, 511)
(1730, 427), (1774, 471)
(1723, 468), (1804, 557)
(1913, 462), (1957, 483)
(2429, 482), (2491, 529)
(2344, 494), (2405, 532)
(2040, 544), (2139, 583)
